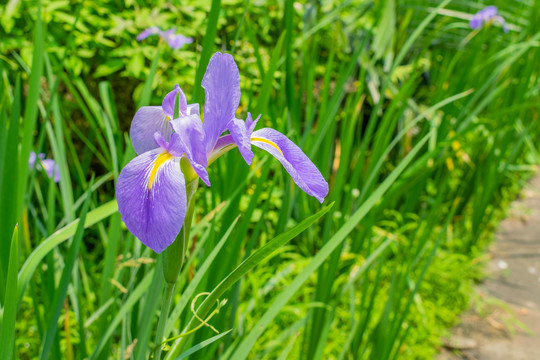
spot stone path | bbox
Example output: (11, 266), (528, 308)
(440, 175), (540, 360)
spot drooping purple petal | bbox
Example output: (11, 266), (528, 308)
(116, 148), (187, 253)
(169, 115), (210, 186)
(162, 85), (188, 119)
(130, 106), (171, 155)
(202, 52), (241, 153)
(227, 113), (260, 165)
(251, 128), (329, 203)
(137, 26), (161, 41)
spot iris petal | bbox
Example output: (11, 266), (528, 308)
(228, 118), (254, 165)
(494, 16), (509, 33)
(170, 116), (210, 186)
(481, 6), (498, 19)
(162, 85), (188, 118)
(116, 148), (187, 253)
(167, 34), (193, 49)
(186, 103), (200, 117)
(227, 113), (260, 165)
(202, 52), (241, 153)
(137, 26), (161, 41)
(130, 106), (170, 155)
(251, 128), (329, 203)
(41, 159), (60, 183)
(469, 15), (482, 29)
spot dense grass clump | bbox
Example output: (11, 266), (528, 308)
(0, 0), (539, 359)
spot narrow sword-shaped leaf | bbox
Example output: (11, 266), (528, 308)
(0, 225), (19, 359)
(174, 330), (233, 360)
(17, 200), (118, 306)
(39, 177), (93, 360)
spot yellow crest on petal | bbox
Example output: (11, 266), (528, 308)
(251, 137), (283, 156)
(148, 152), (174, 190)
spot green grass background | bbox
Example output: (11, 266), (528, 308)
(0, 0), (539, 359)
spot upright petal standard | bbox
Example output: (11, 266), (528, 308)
(130, 85), (198, 155)
(201, 53), (241, 153)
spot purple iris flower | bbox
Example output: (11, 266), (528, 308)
(136, 27), (193, 50)
(116, 52), (329, 253)
(29, 151), (60, 183)
(470, 6), (508, 33)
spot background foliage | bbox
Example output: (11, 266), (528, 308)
(0, 0), (539, 359)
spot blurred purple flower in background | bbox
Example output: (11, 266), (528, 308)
(470, 6), (508, 33)
(29, 151), (60, 183)
(136, 26), (161, 41)
(136, 26), (193, 49)
(116, 52), (329, 253)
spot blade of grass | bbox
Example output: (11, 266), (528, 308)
(137, 45), (163, 107)
(0, 225), (19, 359)
(17, 200), (118, 306)
(174, 330), (232, 360)
(38, 176), (94, 360)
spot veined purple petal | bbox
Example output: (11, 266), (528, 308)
(170, 115), (210, 186)
(187, 103), (200, 117)
(213, 134), (235, 151)
(116, 148), (187, 253)
(202, 52), (241, 153)
(137, 26), (161, 41)
(251, 128), (329, 203)
(227, 113), (260, 165)
(162, 85), (188, 119)
(130, 106), (171, 155)
(153, 132), (170, 151)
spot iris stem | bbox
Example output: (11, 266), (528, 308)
(156, 177), (199, 359)
(154, 281), (175, 360)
